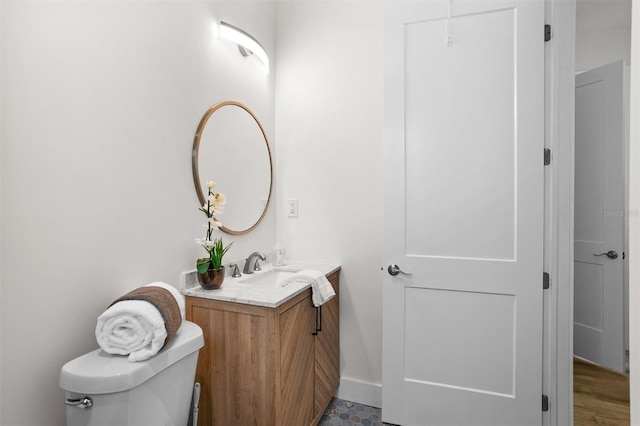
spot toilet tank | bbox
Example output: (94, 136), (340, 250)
(60, 321), (204, 426)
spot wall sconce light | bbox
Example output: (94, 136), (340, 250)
(219, 21), (269, 74)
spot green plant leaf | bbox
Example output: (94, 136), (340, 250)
(196, 258), (211, 274)
(209, 238), (234, 270)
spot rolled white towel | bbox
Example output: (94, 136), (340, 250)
(95, 282), (184, 362)
(150, 281), (185, 320)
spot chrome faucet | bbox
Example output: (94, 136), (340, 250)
(243, 251), (266, 274)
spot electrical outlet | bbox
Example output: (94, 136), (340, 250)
(287, 199), (298, 217)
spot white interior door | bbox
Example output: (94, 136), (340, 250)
(574, 60), (626, 373)
(382, 1), (545, 425)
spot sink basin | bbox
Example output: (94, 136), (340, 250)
(238, 269), (299, 288)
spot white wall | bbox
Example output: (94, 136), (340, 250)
(275, 1), (384, 405)
(576, 0), (631, 72)
(0, 1), (275, 425)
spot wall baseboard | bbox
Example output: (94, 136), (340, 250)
(336, 377), (382, 408)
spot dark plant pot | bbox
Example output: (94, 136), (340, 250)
(197, 266), (225, 290)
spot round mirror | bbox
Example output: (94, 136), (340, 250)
(192, 101), (273, 235)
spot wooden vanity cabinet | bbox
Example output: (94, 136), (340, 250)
(185, 269), (340, 426)
(313, 271), (340, 421)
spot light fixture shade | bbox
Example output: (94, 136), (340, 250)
(220, 21), (269, 73)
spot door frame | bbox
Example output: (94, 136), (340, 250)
(545, 1), (575, 425)
(630, 4), (640, 424)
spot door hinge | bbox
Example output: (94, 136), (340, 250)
(544, 148), (551, 166)
(542, 394), (550, 412)
(544, 24), (552, 42)
(543, 272), (550, 290)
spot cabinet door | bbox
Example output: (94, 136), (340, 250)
(280, 295), (315, 425)
(188, 301), (276, 426)
(314, 274), (340, 418)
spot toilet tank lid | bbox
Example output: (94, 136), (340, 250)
(59, 321), (204, 394)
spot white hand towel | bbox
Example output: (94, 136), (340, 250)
(282, 270), (336, 307)
(95, 282), (184, 362)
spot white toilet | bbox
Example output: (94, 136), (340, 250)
(59, 321), (204, 426)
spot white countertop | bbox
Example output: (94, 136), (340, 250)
(181, 261), (340, 308)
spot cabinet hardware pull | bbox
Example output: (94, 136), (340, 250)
(313, 306), (319, 335)
(312, 306), (323, 335)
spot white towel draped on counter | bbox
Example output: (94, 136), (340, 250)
(281, 270), (336, 307)
(95, 282), (185, 362)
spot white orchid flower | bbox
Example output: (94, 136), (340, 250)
(211, 192), (226, 205)
(197, 181), (230, 265)
(195, 238), (215, 247)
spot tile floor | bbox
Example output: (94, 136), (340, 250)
(319, 398), (387, 425)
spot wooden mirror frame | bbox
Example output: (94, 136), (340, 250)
(192, 100), (273, 236)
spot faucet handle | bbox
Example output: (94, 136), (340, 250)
(231, 264), (242, 278)
(254, 259), (262, 271)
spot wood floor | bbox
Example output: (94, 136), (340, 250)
(574, 358), (630, 425)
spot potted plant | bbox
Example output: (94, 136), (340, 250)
(196, 180), (233, 289)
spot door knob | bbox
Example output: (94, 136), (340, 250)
(388, 264), (413, 276)
(593, 250), (618, 260)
